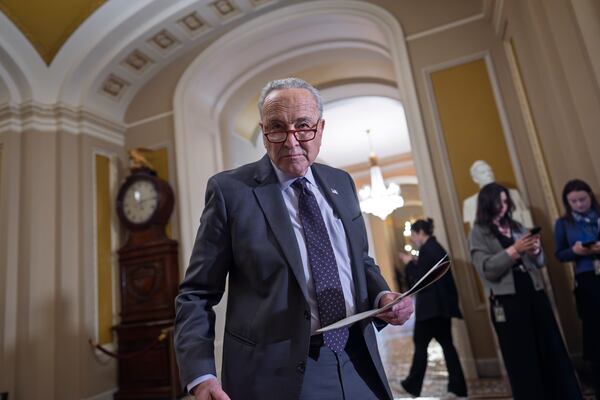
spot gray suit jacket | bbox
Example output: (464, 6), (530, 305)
(469, 223), (545, 296)
(174, 155), (392, 400)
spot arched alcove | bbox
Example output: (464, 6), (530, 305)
(173, 0), (444, 266)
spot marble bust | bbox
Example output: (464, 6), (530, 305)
(462, 160), (533, 229)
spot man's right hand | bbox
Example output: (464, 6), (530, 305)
(192, 378), (230, 400)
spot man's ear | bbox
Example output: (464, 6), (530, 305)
(319, 118), (325, 132)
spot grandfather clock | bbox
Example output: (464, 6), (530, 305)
(114, 164), (183, 399)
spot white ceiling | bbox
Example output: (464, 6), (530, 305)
(319, 96), (411, 168)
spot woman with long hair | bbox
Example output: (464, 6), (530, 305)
(469, 183), (581, 399)
(399, 218), (467, 399)
(554, 179), (600, 399)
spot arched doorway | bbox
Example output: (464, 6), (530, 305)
(172, 0), (474, 388)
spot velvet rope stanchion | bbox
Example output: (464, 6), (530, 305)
(88, 326), (173, 360)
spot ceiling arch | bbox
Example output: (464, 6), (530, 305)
(0, 0), (284, 116)
(0, 0), (106, 65)
(171, 0), (436, 263)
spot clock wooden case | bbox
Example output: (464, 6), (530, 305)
(114, 166), (183, 399)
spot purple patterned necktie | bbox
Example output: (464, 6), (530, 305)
(293, 178), (349, 352)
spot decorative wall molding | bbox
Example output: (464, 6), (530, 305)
(1, 0), (497, 123)
(422, 52), (496, 312)
(91, 149), (120, 348)
(405, 13), (486, 42)
(0, 0), (284, 120)
(83, 387), (118, 400)
(177, 12), (210, 37)
(100, 74), (130, 100)
(0, 102), (125, 145)
(347, 161), (416, 181)
(121, 49), (154, 75)
(126, 110), (174, 128)
(492, 0), (506, 37)
(209, 0), (241, 20)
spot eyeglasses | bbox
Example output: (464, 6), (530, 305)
(262, 120), (320, 143)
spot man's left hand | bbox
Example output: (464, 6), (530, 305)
(376, 293), (413, 325)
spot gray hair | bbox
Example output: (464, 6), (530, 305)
(257, 77), (323, 119)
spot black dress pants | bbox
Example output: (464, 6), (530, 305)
(575, 271), (600, 400)
(402, 317), (467, 397)
(492, 271), (582, 400)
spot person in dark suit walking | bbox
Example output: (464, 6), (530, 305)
(174, 77), (414, 400)
(399, 218), (467, 399)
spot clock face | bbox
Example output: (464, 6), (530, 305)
(122, 179), (159, 224)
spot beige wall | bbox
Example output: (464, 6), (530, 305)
(0, 125), (126, 398)
(0, 131), (20, 395)
(404, 16), (504, 368)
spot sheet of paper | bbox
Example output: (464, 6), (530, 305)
(316, 254), (451, 333)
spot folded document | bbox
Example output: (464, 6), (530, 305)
(316, 254), (451, 333)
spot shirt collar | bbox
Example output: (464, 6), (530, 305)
(270, 160), (317, 191)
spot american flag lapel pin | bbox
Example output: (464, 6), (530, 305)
(331, 188), (339, 195)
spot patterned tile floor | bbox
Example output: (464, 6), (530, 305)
(377, 316), (511, 399)
(377, 315), (597, 400)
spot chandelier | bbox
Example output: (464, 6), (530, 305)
(358, 129), (404, 220)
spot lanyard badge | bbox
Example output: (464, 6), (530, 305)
(493, 299), (506, 323)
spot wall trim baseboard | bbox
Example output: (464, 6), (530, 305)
(83, 387), (117, 400)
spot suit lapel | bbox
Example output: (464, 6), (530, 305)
(312, 165), (352, 221)
(253, 156), (309, 302)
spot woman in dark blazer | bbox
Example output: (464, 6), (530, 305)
(469, 183), (581, 400)
(400, 218), (467, 398)
(554, 179), (600, 399)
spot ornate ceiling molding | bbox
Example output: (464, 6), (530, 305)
(0, 102), (125, 145)
(0, 0), (280, 120)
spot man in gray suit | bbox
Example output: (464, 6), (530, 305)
(174, 78), (413, 400)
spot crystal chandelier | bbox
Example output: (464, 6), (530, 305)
(358, 129), (404, 220)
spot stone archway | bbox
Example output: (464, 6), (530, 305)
(173, 0), (444, 264)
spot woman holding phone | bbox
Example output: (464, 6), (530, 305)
(554, 179), (600, 399)
(469, 183), (581, 399)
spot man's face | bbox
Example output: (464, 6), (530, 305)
(260, 88), (324, 177)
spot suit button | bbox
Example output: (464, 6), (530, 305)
(304, 310), (310, 320)
(297, 362), (305, 374)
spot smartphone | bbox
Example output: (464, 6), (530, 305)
(529, 227), (542, 235)
(581, 240), (596, 248)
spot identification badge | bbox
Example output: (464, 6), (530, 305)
(594, 259), (600, 275)
(493, 301), (506, 323)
